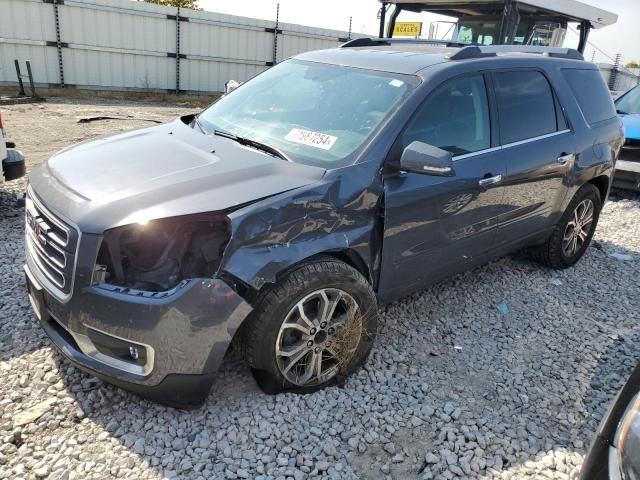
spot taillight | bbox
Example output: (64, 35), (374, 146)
(0, 112), (4, 131)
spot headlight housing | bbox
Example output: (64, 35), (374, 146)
(96, 212), (231, 292)
(615, 392), (640, 480)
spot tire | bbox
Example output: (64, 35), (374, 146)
(241, 257), (378, 394)
(531, 183), (602, 269)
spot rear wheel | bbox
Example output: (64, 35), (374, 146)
(531, 183), (602, 269)
(242, 258), (378, 394)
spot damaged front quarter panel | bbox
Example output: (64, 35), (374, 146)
(219, 162), (385, 296)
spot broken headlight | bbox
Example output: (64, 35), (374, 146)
(96, 213), (231, 292)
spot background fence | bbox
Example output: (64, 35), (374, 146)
(0, 0), (360, 94)
(598, 64), (640, 96)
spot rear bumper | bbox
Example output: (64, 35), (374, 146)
(25, 260), (253, 408)
(2, 149), (26, 181)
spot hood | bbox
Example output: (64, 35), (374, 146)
(621, 113), (640, 141)
(28, 117), (325, 233)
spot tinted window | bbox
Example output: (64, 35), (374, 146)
(616, 85), (640, 115)
(563, 69), (617, 124)
(494, 71), (558, 144)
(403, 75), (490, 155)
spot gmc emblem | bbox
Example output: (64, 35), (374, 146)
(26, 209), (49, 247)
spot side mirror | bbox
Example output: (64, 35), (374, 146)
(224, 80), (242, 95)
(400, 141), (455, 176)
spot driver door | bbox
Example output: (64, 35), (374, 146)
(379, 73), (506, 299)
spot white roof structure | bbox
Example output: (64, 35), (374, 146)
(382, 0), (618, 29)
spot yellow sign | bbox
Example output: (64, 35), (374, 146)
(392, 22), (423, 37)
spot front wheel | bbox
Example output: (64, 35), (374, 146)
(241, 258), (378, 394)
(531, 183), (602, 269)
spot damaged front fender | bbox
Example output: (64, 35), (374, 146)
(220, 162), (384, 295)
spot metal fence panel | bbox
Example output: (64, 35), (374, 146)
(0, 0), (358, 94)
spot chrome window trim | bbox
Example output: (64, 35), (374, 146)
(452, 129), (571, 161)
(501, 129), (571, 149)
(26, 186), (81, 304)
(453, 146), (502, 161)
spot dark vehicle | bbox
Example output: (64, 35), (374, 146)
(613, 85), (640, 192)
(581, 364), (640, 479)
(24, 41), (624, 407)
(1, 111), (26, 183)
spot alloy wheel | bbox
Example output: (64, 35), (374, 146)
(275, 288), (361, 386)
(562, 199), (595, 257)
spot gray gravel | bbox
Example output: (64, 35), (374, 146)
(1, 100), (640, 479)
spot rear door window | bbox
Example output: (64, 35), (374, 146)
(493, 71), (560, 144)
(562, 69), (616, 125)
(403, 74), (491, 155)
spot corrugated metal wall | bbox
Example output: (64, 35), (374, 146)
(0, 0), (359, 94)
(598, 64), (640, 96)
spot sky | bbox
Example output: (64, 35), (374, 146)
(198, 0), (640, 65)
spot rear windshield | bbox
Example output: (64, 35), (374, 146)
(562, 69), (616, 125)
(198, 60), (418, 168)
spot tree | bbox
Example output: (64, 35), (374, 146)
(142, 0), (199, 9)
(626, 60), (640, 69)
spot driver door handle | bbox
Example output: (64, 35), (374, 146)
(557, 153), (575, 165)
(478, 174), (502, 188)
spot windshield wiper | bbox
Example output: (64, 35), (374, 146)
(213, 130), (291, 162)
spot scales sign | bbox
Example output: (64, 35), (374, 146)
(392, 22), (423, 37)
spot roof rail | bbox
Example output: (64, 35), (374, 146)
(340, 37), (471, 49)
(448, 45), (584, 61)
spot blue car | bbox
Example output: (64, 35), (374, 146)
(614, 85), (640, 191)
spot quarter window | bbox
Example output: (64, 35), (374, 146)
(494, 71), (560, 144)
(563, 69), (618, 124)
(403, 75), (490, 156)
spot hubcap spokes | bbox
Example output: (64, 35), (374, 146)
(275, 288), (361, 386)
(562, 199), (594, 257)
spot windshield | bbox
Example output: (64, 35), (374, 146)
(616, 86), (640, 115)
(198, 60), (417, 167)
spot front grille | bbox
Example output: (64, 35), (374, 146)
(25, 191), (79, 296)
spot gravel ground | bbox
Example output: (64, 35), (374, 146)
(1, 100), (640, 480)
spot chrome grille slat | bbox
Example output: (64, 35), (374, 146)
(26, 227), (66, 269)
(25, 190), (79, 297)
(26, 235), (65, 288)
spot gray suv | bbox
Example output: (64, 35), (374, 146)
(24, 40), (624, 407)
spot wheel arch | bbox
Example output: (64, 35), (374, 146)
(586, 174), (611, 204)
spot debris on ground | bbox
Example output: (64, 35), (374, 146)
(1, 101), (639, 480)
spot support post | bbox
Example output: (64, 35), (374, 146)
(273, 3), (280, 65)
(175, 1), (181, 94)
(26, 61), (38, 98)
(387, 6), (402, 38)
(348, 16), (352, 40)
(577, 21), (591, 54)
(53, 0), (65, 87)
(609, 53), (621, 91)
(378, 2), (387, 38)
(14, 60), (25, 96)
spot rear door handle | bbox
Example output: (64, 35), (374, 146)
(557, 153), (575, 165)
(478, 174), (502, 188)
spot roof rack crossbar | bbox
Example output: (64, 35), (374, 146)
(340, 37), (470, 49)
(448, 45), (584, 61)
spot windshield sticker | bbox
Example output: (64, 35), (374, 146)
(285, 128), (338, 150)
(389, 79), (404, 88)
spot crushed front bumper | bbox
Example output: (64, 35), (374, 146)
(25, 259), (252, 408)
